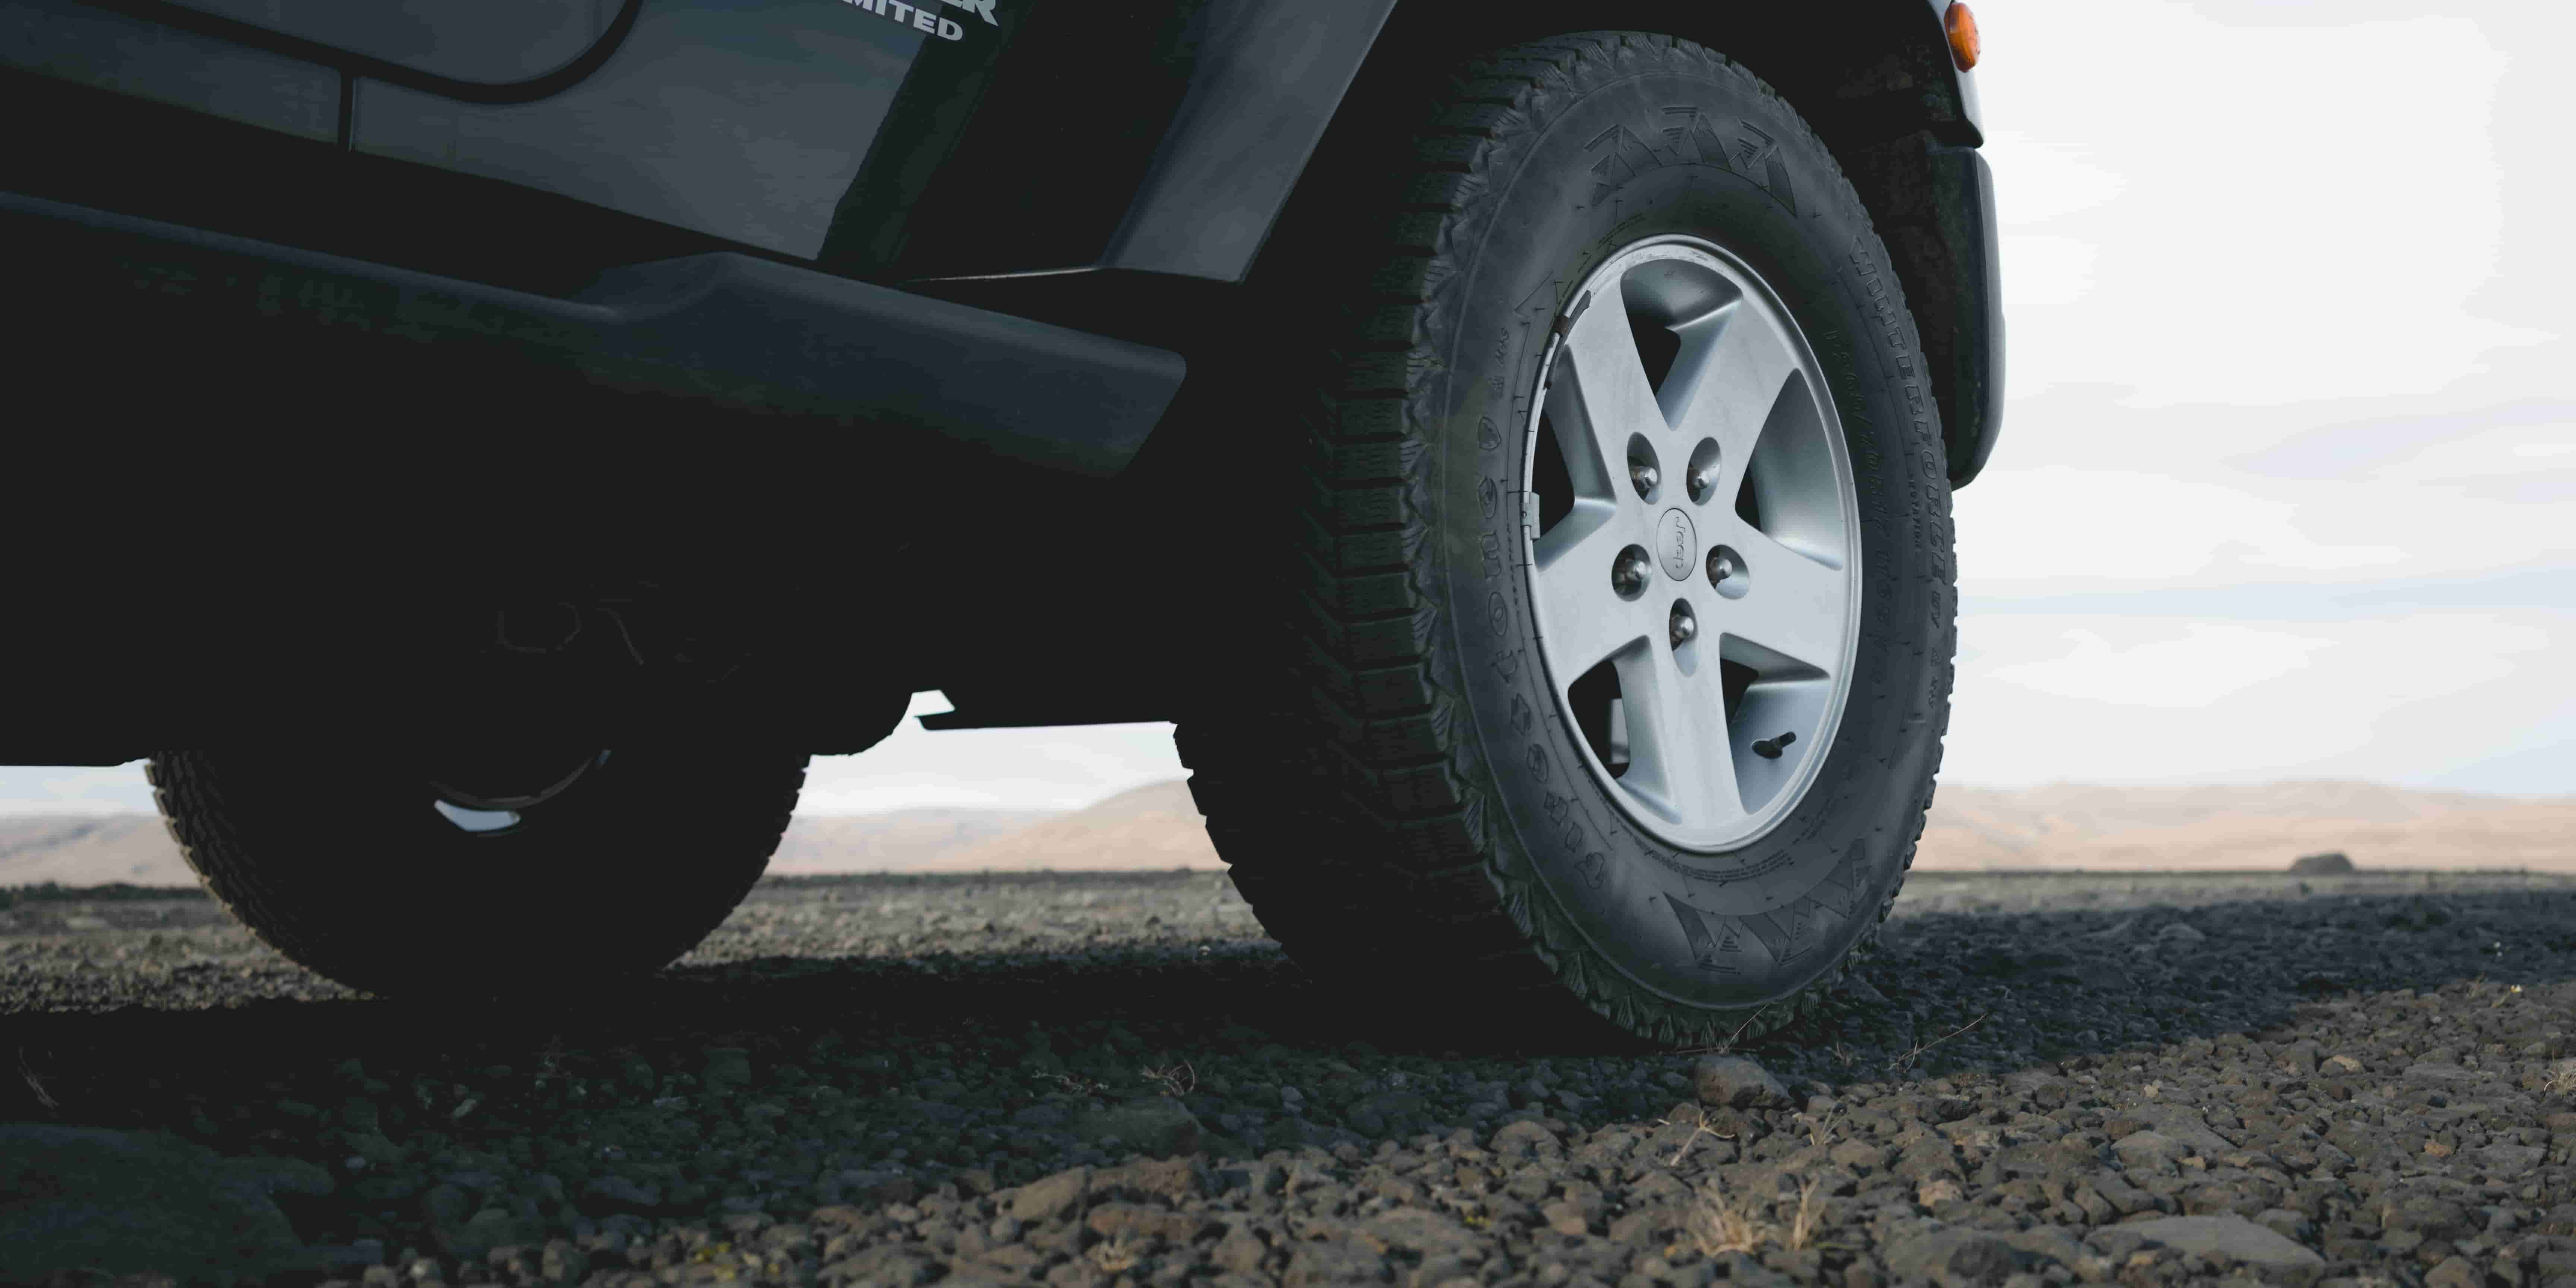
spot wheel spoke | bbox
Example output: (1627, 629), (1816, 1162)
(1556, 290), (1669, 458)
(1531, 511), (1651, 679)
(1618, 642), (1743, 828)
(1720, 524), (1848, 676)
(1665, 300), (1799, 498)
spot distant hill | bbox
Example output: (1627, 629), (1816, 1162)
(0, 815), (190, 886)
(1917, 780), (2576, 871)
(768, 807), (1059, 874)
(913, 781), (1215, 872)
(5, 779), (2569, 887)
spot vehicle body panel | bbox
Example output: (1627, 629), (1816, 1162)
(2, 0), (336, 139)
(352, 2), (921, 259)
(159, 0), (619, 85)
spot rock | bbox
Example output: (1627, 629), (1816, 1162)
(1092, 1157), (1202, 1203)
(1072, 1098), (1202, 1156)
(1009, 1167), (1091, 1223)
(2112, 1130), (2191, 1170)
(2255, 1209), (2312, 1243)
(583, 1174), (660, 1209)
(0, 1123), (316, 1284)
(2120, 1215), (2324, 1285)
(1352, 1208), (1475, 1258)
(1086, 1202), (1215, 1245)
(224, 1153), (337, 1199)
(1884, 1226), (2033, 1286)
(2479, 1143), (2547, 1177)
(1489, 1120), (1562, 1159)
(2128, 1104), (2239, 1157)
(2386, 896), (2458, 930)
(2423, 1255), (2482, 1288)
(2153, 922), (2207, 944)
(700, 1047), (754, 1089)
(1693, 1055), (1790, 1109)
(838, 1170), (916, 1205)
(2288, 852), (2355, 875)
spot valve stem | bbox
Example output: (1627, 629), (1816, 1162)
(1751, 731), (1798, 760)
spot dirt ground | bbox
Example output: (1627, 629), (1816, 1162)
(6, 868), (2576, 1288)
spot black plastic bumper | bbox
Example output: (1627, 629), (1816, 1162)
(1936, 145), (2005, 488)
(3, 190), (1186, 478)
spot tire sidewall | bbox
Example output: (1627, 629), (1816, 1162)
(1427, 50), (1954, 1011)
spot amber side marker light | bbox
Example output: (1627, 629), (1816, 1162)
(1946, 1), (1980, 71)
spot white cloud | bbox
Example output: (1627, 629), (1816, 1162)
(1978, 0), (2560, 408)
(0, 766), (157, 815)
(1990, 623), (2334, 708)
(1960, 467), (2406, 584)
(1951, 610), (2565, 786)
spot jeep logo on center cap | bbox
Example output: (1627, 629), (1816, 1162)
(1656, 508), (1697, 581)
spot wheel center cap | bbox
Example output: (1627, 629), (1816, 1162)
(1655, 508), (1698, 581)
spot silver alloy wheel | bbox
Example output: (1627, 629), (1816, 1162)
(1523, 236), (1861, 851)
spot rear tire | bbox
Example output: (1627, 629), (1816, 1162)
(149, 745), (809, 996)
(1180, 33), (1955, 1046)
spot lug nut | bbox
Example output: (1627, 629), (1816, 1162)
(1614, 552), (1652, 596)
(1689, 466), (1719, 500)
(1708, 551), (1736, 582)
(1669, 611), (1697, 647)
(1630, 461), (1660, 496)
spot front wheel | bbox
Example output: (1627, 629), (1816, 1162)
(1182, 32), (1956, 1046)
(149, 744), (809, 996)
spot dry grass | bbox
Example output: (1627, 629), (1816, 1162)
(1089, 1234), (1144, 1274)
(1139, 1061), (1196, 1097)
(1037, 1071), (1110, 1097)
(1678, 1005), (1772, 1059)
(2540, 1059), (2576, 1098)
(1791, 1105), (1842, 1152)
(1887, 1012), (1990, 1076)
(1655, 1104), (1738, 1167)
(1686, 1174), (1827, 1257)
(16, 1048), (58, 1112)
(1785, 1175), (1827, 1251)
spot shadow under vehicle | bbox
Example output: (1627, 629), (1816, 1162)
(3, 0), (2003, 1045)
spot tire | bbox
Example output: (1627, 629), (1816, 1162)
(1180, 32), (1954, 1046)
(148, 745), (810, 996)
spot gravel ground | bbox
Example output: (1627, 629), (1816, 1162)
(9, 868), (2576, 1288)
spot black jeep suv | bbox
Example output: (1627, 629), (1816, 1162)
(3, 0), (2001, 1045)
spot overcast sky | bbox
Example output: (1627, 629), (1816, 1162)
(4, 0), (2566, 816)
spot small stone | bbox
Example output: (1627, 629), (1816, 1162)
(2255, 1209), (2311, 1243)
(1009, 1167), (1091, 1223)
(1086, 1202), (1214, 1245)
(1885, 1226), (2027, 1287)
(2153, 922), (2207, 945)
(701, 1048), (754, 1089)
(2112, 1130), (2190, 1171)
(2119, 1215), (2323, 1285)
(838, 1170), (915, 1205)
(1693, 1055), (1790, 1109)
(1071, 1098), (1201, 1156)
(1489, 1120), (1561, 1158)
(2423, 1255), (2482, 1288)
